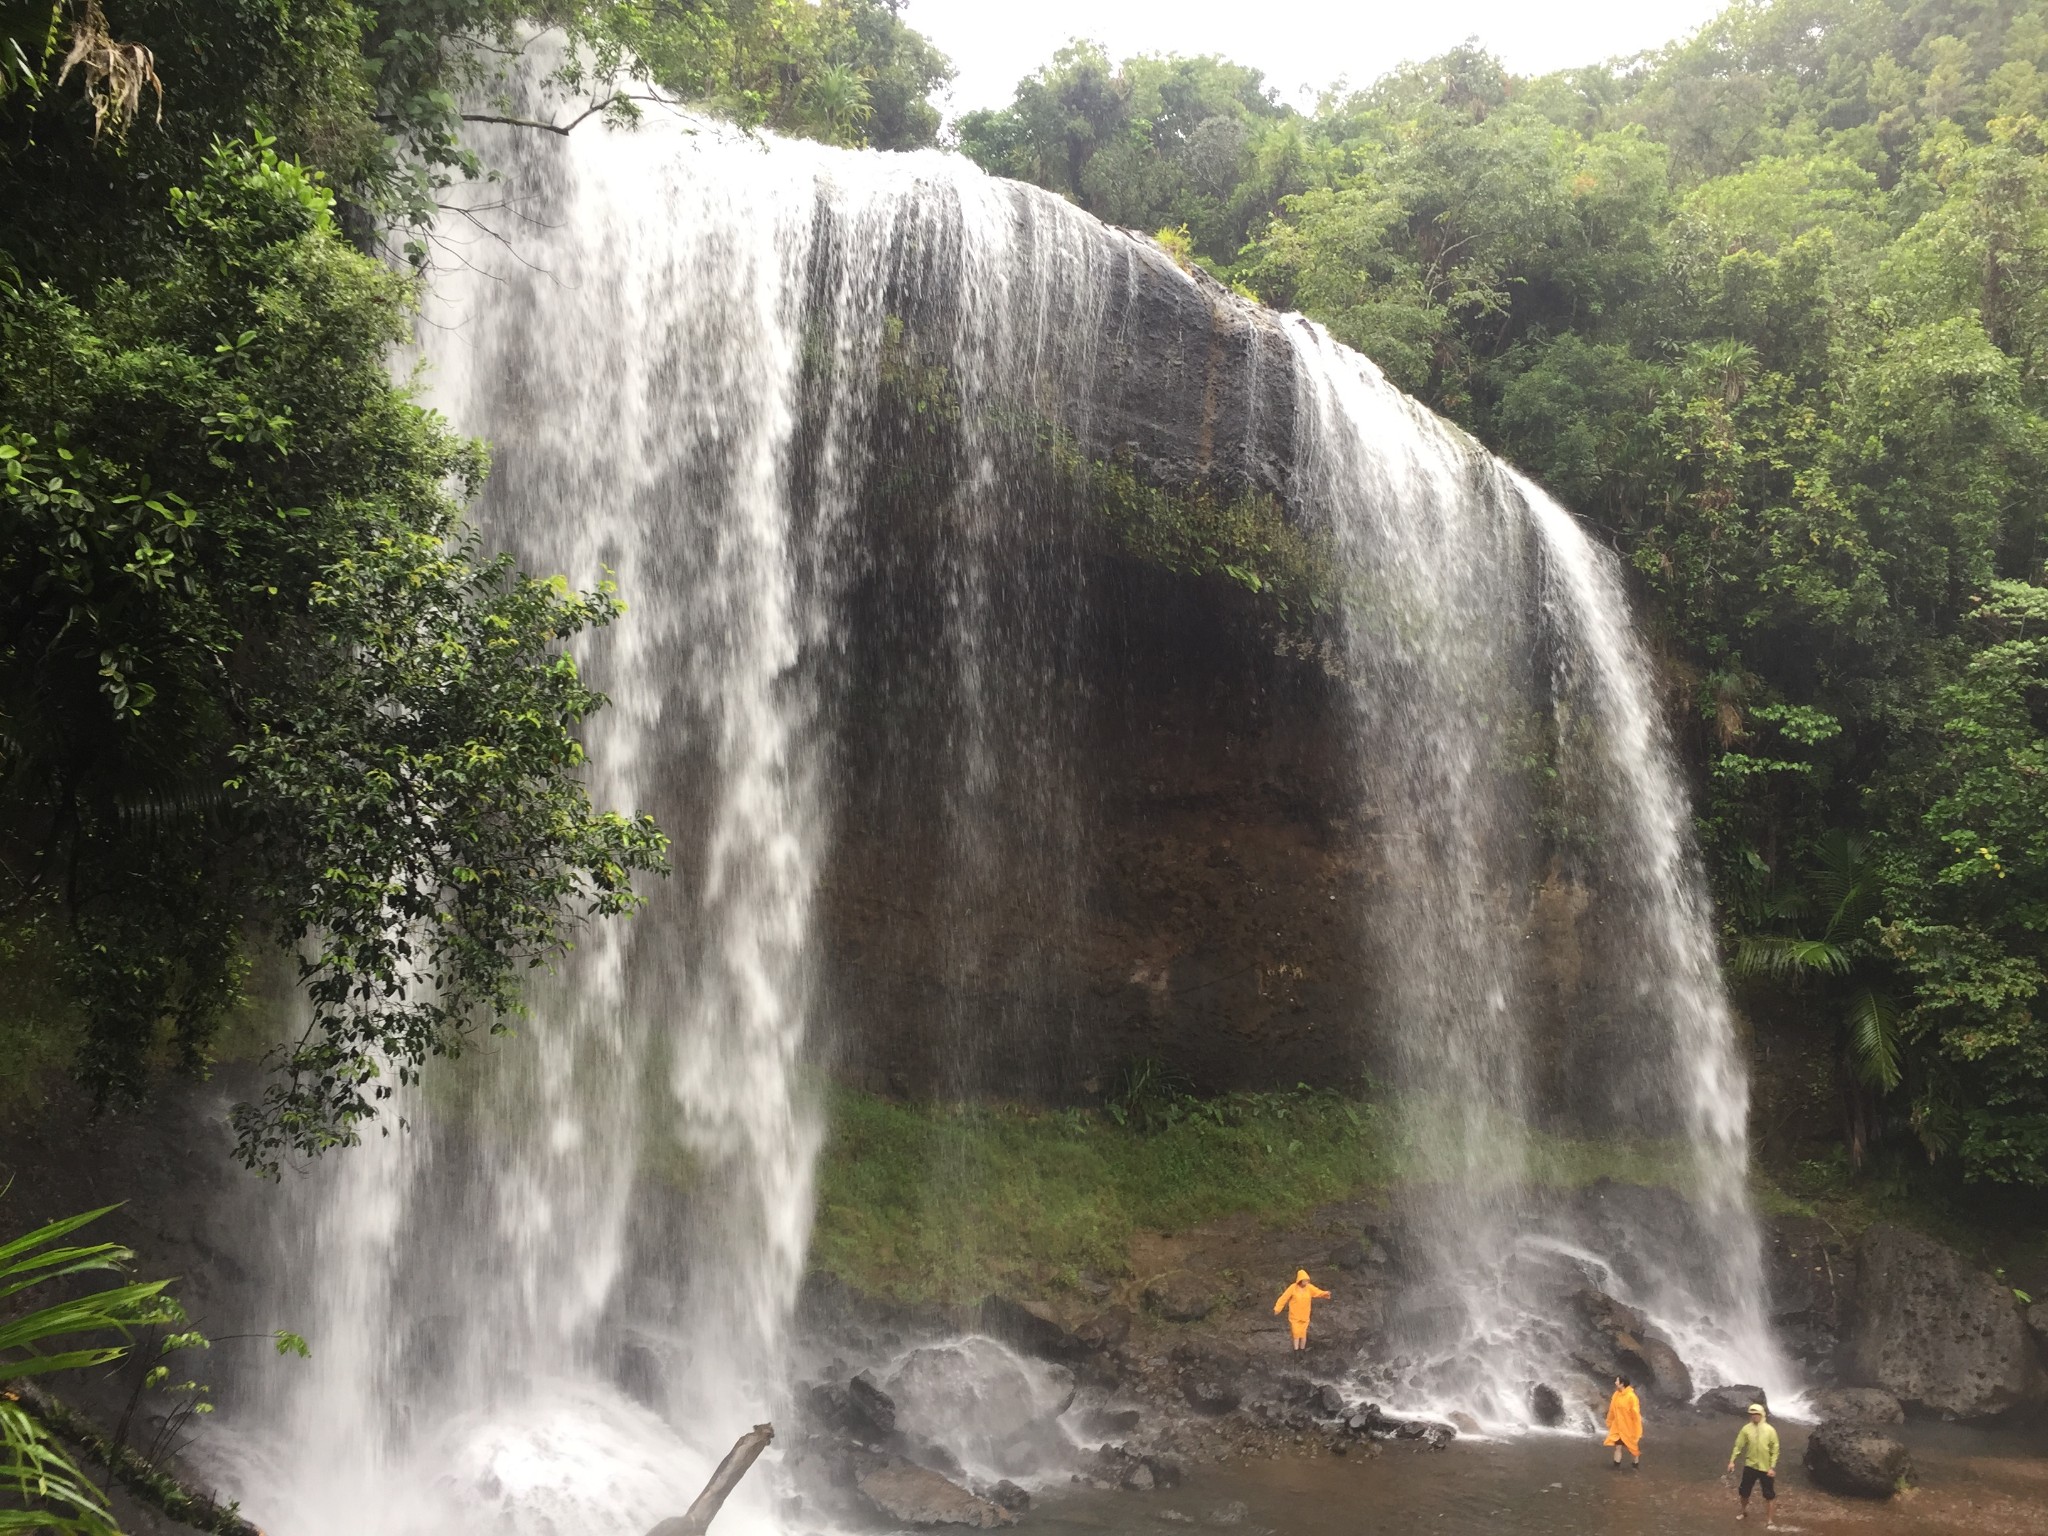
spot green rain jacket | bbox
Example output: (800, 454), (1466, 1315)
(1731, 1420), (1781, 1472)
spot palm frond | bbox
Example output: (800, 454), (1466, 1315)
(1732, 933), (1850, 978)
(1845, 986), (1904, 1093)
(0, 1400), (113, 1535)
(0, 1203), (166, 1536)
(1810, 828), (1878, 937)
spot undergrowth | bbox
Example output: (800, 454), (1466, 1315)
(810, 1085), (1711, 1304)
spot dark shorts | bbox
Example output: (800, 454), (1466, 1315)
(1739, 1466), (1776, 1500)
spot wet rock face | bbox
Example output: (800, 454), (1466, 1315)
(1065, 236), (1299, 505)
(1530, 1384), (1565, 1425)
(1765, 1214), (1848, 1378)
(1807, 1387), (1903, 1424)
(1804, 1423), (1913, 1498)
(1843, 1225), (2046, 1419)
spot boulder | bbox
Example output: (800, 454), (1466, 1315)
(1089, 1444), (1181, 1490)
(1178, 1363), (1242, 1414)
(856, 1457), (1016, 1527)
(1530, 1384), (1565, 1426)
(1637, 1335), (1695, 1406)
(1804, 1423), (1912, 1498)
(987, 1481), (1031, 1512)
(1144, 1271), (1216, 1323)
(1570, 1288), (1692, 1403)
(848, 1370), (897, 1434)
(885, 1339), (1076, 1477)
(1807, 1387), (1903, 1425)
(1072, 1305), (1133, 1355)
(976, 1295), (1079, 1359)
(1330, 1236), (1390, 1271)
(1843, 1225), (2045, 1419)
(1076, 1406), (1141, 1437)
(1314, 1384), (1346, 1419)
(1694, 1385), (1766, 1416)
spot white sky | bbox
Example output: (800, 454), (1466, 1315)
(902, 0), (1732, 118)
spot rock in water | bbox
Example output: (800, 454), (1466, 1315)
(1144, 1271), (1216, 1323)
(1694, 1385), (1766, 1416)
(1844, 1225), (2045, 1418)
(1807, 1387), (1904, 1424)
(1804, 1423), (1913, 1498)
(856, 1457), (1016, 1528)
(988, 1481), (1031, 1512)
(1530, 1384), (1565, 1426)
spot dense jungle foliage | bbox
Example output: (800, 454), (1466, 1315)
(0, 0), (949, 1168)
(963, 0), (2048, 1191)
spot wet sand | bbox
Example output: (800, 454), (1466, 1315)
(1032, 1417), (2048, 1535)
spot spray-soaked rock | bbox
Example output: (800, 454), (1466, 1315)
(1807, 1387), (1903, 1424)
(886, 1338), (1077, 1478)
(1530, 1384), (1565, 1425)
(1694, 1385), (1766, 1416)
(856, 1455), (1016, 1527)
(988, 1480), (1031, 1512)
(976, 1295), (1079, 1360)
(1570, 1288), (1692, 1403)
(848, 1370), (898, 1434)
(1844, 1225), (2046, 1419)
(1804, 1423), (1913, 1498)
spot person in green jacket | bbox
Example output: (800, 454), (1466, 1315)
(1726, 1402), (1781, 1526)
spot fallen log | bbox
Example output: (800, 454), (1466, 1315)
(647, 1422), (775, 1536)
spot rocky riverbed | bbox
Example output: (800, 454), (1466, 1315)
(777, 1182), (2046, 1534)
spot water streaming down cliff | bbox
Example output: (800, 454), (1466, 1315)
(212, 94), (1791, 1534)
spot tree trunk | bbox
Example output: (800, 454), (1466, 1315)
(646, 1422), (775, 1536)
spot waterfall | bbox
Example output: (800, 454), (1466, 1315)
(206, 87), (1791, 1535)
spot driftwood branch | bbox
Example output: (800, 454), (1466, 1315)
(647, 1422), (775, 1536)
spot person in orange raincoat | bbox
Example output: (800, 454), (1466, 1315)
(1604, 1375), (1642, 1468)
(1273, 1269), (1331, 1351)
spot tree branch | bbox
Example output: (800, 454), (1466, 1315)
(374, 93), (667, 138)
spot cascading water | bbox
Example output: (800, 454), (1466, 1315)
(205, 63), (1793, 1535)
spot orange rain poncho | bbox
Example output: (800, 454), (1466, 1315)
(1604, 1384), (1643, 1457)
(1273, 1269), (1331, 1341)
